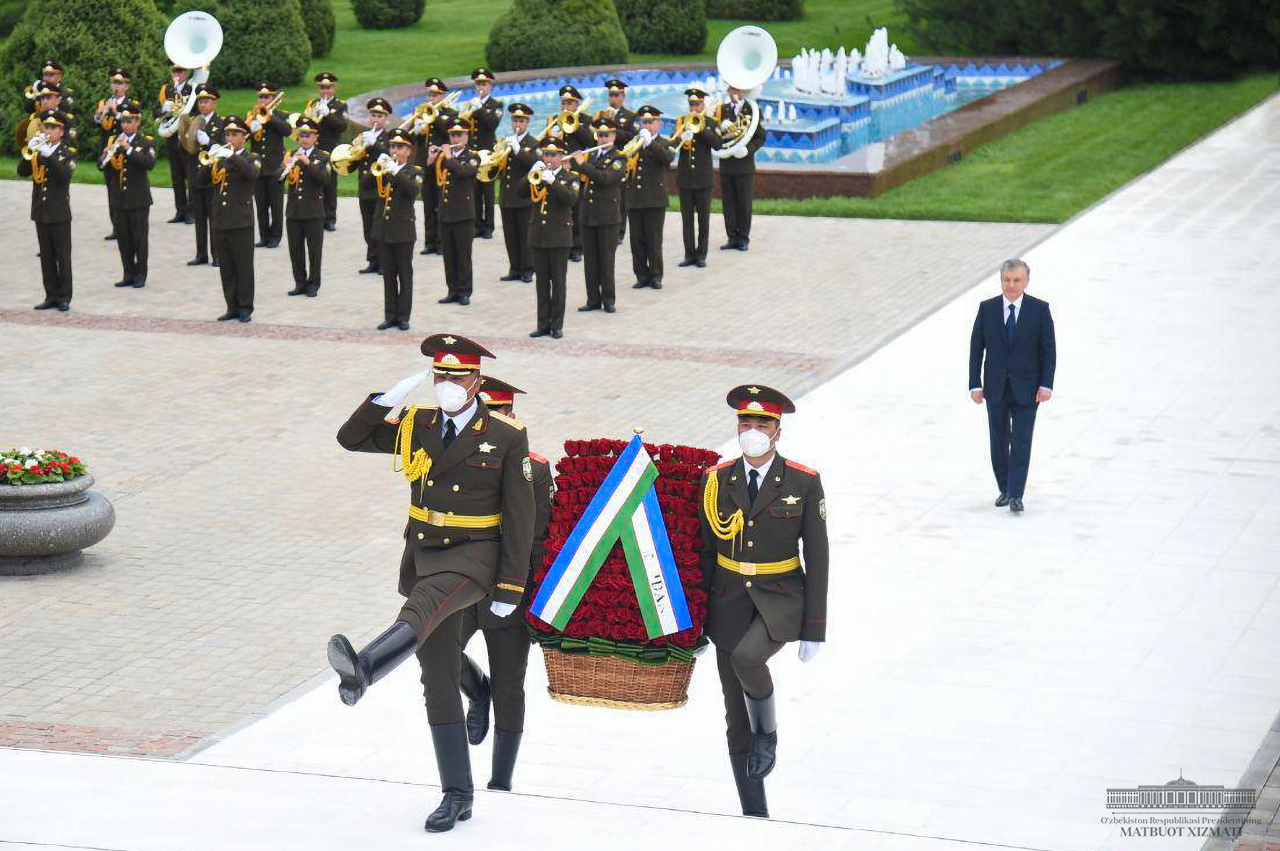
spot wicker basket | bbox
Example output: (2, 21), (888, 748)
(542, 647), (695, 710)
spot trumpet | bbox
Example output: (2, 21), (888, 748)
(23, 80), (39, 102)
(410, 90), (462, 132)
(100, 133), (127, 167)
(619, 132), (648, 158)
(198, 143), (230, 166)
(537, 100), (591, 141)
(247, 92), (285, 125)
(369, 159), (390, 178)
(475, 137), (511, 182)
(279, 147), (299, 182)
(286, 98), (321, 129)
(21, 131), (47, 161)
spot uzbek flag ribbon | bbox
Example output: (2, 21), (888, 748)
(530, 435), (693, 638)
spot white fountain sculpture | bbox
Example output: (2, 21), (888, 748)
(787, 103), (797, 123)
(764, 104), (774, 122)
(889, 45), (906, 71)
(861, 27), (891, 78)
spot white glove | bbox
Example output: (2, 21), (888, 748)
(29, 133), (47, 150)
(361, 128), (378, 145)
(798, 641), (821, 662)
(214, 145), (233, 159)
(411, 118), (427, 134)
(638, 127), (653, 145)
(38, 142), (56, 157)
(161, 101), (174, 114)
(734, 147), (748, 159)
(315, 103), (330, 118)
(506, 134), (519, 149)
(250, 119), (262, 134)
(490, 601), (517, 617)
(720, 119), (734, 131)
(387, 159), (404, 174)
(373, 368), (433, 409)
(530, 160), (545, 174)
(681, 129), (694, 142)
(196, 129), (210, 145)
(376, 152), (394, 167)
(469, 96), (482, 110)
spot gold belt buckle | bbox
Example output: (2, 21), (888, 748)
(738, 561), (757, 576)
(425, 509), (446, 526)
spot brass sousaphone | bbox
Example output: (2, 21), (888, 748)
(711, 25), (777, 160)
(161, 11), (224, 154)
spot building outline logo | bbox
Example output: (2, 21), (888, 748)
(1106, 771), (1256, 811)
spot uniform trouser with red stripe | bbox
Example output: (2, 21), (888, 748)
(403, 572), (489, 725)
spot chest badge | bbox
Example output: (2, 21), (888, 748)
(781, 495), (801, 505)
(478, 441), (496, 453)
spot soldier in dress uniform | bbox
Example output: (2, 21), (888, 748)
(699, 385), (828, 818)
(526, 140), (580, 340)
(329, 333), (535, 832)
(546, 85), (593, 263)
(311, 71), (347, 232)
(429, 117), (480, 306)
(414, 78), (458, 256)
(156, 64), (194, 224)
(248, 82), (290, 249)
(356, 97), (392, 275)
(97, 101), (154, 289)
(453, 376), (552, 792)
(283, 117), (330, 297)
(496, 103), (539, 284)
(466, 67), (503, 239)
(185, 84), (224, 267)
(371, 128), (423, 331)
(198, 115), (261, 322)
(568, 116), (625, 313)
(596, 79), (636, 244)
(676, 88), (720, 269)
(92, 67), (131, 242)
(31, 82), (77, 145)
(18, 109), (76, 311)
(626, 105), (675, 290)
(715, 87), (767, 251)
(24, 60), (76, 114)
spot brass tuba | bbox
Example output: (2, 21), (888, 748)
(710, 25), (777, 160)
(161, 11), (223, 143)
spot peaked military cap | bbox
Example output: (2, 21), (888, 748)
(445, 117), (471, 133)
(386, 128), (414, 145)
(508, 103), (533, 118)
(478, 376), (525, 408)
(293, 117), (320, 133)
(194, 84), (219, 99)
(604, 79), (628, 91)
(40, 60), (62, 73)
(222, 115), (250, 133)
(470, 67), (496, 83)
(538, 140), (567, 154)
(366, 97), (391, 114)
(314, 71), (338, 84)
(636, 105), (662, 118)
(38, 108), (67, 127)
(591, 116), (617, 131)
(116, 100), (143, 117)
(421, 334), (495, 374)
(684, 88), (709, 101)
(254, 82), (279, 96)
(423, 77), (448, 94)
(727, 384), (796, 419)
(34, 81), (62, 95)
(558, 85), (583, 101)
(108, 67), (131, 82)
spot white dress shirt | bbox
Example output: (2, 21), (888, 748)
(743, 454), (775, 487)
(970, 293), (1051, 395)
(441, 398), (478, 439)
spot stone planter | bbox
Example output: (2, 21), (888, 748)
(0, 475), (115, 576)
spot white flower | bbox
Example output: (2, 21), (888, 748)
(17, 446), (31, 455)
(24, 459), (38, 469)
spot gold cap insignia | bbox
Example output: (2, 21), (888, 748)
(440, 353), (461, 365)
(442, 335), (457, 345)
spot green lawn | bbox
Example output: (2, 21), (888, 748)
(2, 0), (1274, 224)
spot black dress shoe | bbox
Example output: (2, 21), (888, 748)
(457, 295), (470, 306)
(631, 280), (649, 289)
(994, 493), (1010, 507)
(569, 250), (582, 262)
(186, 257), (208, 266)
(216, 311), (236, 321)
(1010, 498), (1024, 513)
(324, 222), (336, 232)
(104, 232), (117, 241)
(305, 286), (318, 297)
(167, 214), (185, 223)
(500, 272), (520, 281)
(359, 263), (379, 274)
(56, 302), (70, 312)
(34, 300), (57, 310)
(603, 304), (616, 313)
(131, 280), (145, 288)
(255, 239), (269, 248)
(287, 287), (306, 296)
(113, 279), (133, 288)
(720, 241), (738, 250)
(578, 303), (600, 312)
(529, 328), (549, 338)
(520, 272), (533, 283)
(695, 258), (706, 268)
(420, 245), (439, 256)
(237, 312), (252, 323)
(480, 230), (493, 239)
(650, 277), (662, 289)
(377, 320), (396, 330)
(438, 294), (460, 304)
(398, 321), (410, 331)
(550, 329), (563, 339)
(737, 242), (749, 251)
(181, 217), (195, 225)
(211, 259), (220, 267)
(677, 258), (696, 267)
(265, 239), (281, 249)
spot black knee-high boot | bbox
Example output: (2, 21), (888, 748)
(424, 722), (474, 832)
(326, 621), (416, 706)
(487, 728), (522, 791)
(460, 653), (492, 745)
(729, 751), (769, 817)
(744, 691), (777, 780)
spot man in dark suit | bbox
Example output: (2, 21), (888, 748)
(414, 78), (458, 256)
(185, 84), (224, 267)
(199, 116), (261, 322)
(97, 102), (155, 289)
(715, 87), (767, 251)
(596, 79), (636, 244)
(371, 128), (424, 331)
(356, 98), (392, 275)
(496, 103), (539, 283)
(311, 71), (347, 232)
(969, 259), (1056, 512)
(283, 118), (330, 297)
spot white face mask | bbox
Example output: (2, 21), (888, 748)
(435, 378), (474, 413)
(738, 427), (773, 458)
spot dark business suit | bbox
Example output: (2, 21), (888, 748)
(969, 293), (1057, 499)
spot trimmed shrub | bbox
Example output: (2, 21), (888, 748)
(897, 0), (1280, 80)
(351, 0), (423, 29)
(0, 0), (29, 38)
(168, 0), (311, 88)
(615, 0), (706, 54)
(704, 0), (802, 22)
(487, 0), (629, 71)
(0, 0), (168, 154)
(300, 0), (336, 57)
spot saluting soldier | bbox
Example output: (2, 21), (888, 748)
(329, 333), (535, 833)
(92, 67), (131, 242)
(371, 128), (423, 331)
(199, 115), (261, 322)
(626, 105), (674, 291)
(715, 87), (767, 251)
(676, 88), (720, 269)
(156, 64), (194, 224)
(699, 385), (828, 818)
(18, 109), (76, 312)
(454, 376), (552, 792)
(496, 103), (539, 284)
(356, 98), (393, 275)
(248, 82), (290, 249)
(24, 60), (76, 114)
(568, 116), (625, 313)
(466, 67), (503, 239)
(526, 140), (580, 340)
(97, 101), (155, 290)
(311, 71), (347, 231)
(283, 117), (330, 297)
(185, 84), (225, 267)
(596, 79), (636, 244)
(413, 78), (458, 256)
(429, 117), (480, 306)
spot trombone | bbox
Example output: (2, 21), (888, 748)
(537, 99), (591, 141)
(247, 92), (286, 132)
(403, 90), (461, 132)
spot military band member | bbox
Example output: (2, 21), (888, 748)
(156, 64), (194, 224)
(527, 141), (580, 340)
(413, 78), (458, 255)
(199, 115), (261, 322)
(248, 82), (290, 248)
(311, 71), (347, 231)
(699, 385), (828, 818)
(372, 128), (423, 330)
(715, 87), (766, 251)
(676, 88), (719, 268)
(24, 60), (76, 114)
(466, 67), (502, 239)
(428, 118), (480, 306)
(186, 84), (224, 267)
(356, 98), (393, 275)
(626, 106), (674, 290)
(93, 67), (131, 242)
(546, 85), (593, 262)
(454, 376), (552, 792)
(596, 79), (636, 243)
(568, 117), (624, 313)
(18, 109), (76, 311)
(31, 82), (77, 145)
(497, 103), (539, 283)
(329, 333), (535, 832)
(97, 102), (155, 289)
(283, 118), (330, 297)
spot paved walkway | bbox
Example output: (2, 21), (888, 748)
(1, 93), (1276, 851)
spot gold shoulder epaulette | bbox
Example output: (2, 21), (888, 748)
(490, 410), (524, 430)
(67, 147), (77, 155)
